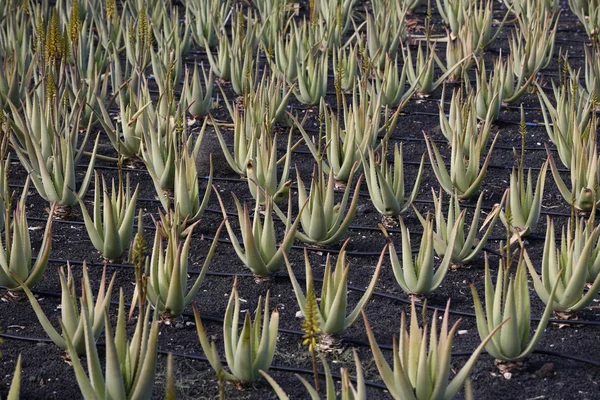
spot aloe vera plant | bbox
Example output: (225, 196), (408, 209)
(142, 107), (201, 196)
(292, 96), (373, 184)
(261, 350), (366, 400)
(15, 262), (115, 355)
(569, 0), (600, 44)
(283, 164), (361, 246)
(436, 0), (468, 36)
(188, 0), (231, 49)
(183, 63), (214, 119)
(284, 241), (385, 336)
(96, 93), (150, 160)
(537, 73), (594, 168)
(294, 50), (328, 105)
(383, 216), (459, 296)
(473, 57), (505, 121)
(0, 51), (32, 109)
(151, 133), (213, 225)
(211, 110), (255, 178)
(365, 5), (405, 70)
(272, 28), (299, 83)
(193, 278), (279, 383)
(403, 42), (467, 96)
(215, 188), (304, 277)
(9, 98), (99, 208)
(424, 132), (498, 200)
(501, 163), (547, 239)
(583, 46), (600, 101)
(0, 195), (54, 292)
(466, 0), (508, 50)
(246, 131), (292, 205)
(230, 46), (258, 96)
(146, 219), (223, 317)
(444, 29), (474, 81)
(505, 13), (557, 103)
(546, 120), (600, 213)
(471, 250), (559, 362)
(203, 32), (231, 80)
(63, 291), (160, 400)
(244, 72), (293, 131)
(77, 172), (139, 260)
(506, 0), (559, 25)
(363, 300), (505, 400)
(526, 216), (600, 313)
(414, 189), (504, 265)
(362, 143), (425, 217)
(375, 55), (415, 107)
(439, 89), (494, 150)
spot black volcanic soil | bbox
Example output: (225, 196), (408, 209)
(2, 1), (600, 399)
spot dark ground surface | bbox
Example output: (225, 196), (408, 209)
(2, 1), (600, 399)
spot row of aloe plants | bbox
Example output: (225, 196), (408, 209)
(1, 0), (600, 398)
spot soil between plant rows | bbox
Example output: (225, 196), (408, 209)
(2, 1), (600, 399)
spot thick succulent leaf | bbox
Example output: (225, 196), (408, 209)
(6, 354), (22, 400)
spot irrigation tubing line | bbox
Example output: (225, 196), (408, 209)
(22, 194), (572, 240)
(8, 258), (600, 329)
(0, 333), (387, 391)
(451, 349), (600, 367)
(2, 328), (600, 371)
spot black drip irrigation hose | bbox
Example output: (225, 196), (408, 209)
(451, 349), (600, 367)
(0, 332), (387, 390)
(9, 261), (600, 329)
(2, 326), (600, 371)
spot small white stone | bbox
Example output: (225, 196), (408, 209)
(295, 310), (304, 319)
